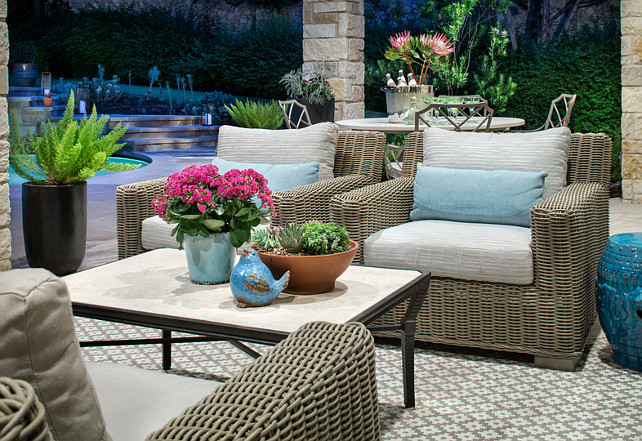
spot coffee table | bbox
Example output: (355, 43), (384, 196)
(64, 248), (430, 408)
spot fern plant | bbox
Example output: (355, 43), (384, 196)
(224, 99), (283, 130)
(9, 90), (137, 184)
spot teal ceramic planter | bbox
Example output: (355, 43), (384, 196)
(183, 233), (235, 285)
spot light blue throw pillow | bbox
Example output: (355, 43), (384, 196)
(211, 157), (319, 193)
(409, 165), (548, 227)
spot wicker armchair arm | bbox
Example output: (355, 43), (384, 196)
(530, 181), (609, 288)
(116, 177), (167, 259)
(146, 322), (380, 441)
(330, 177), (415, 263)
(272, 174), (378, 225)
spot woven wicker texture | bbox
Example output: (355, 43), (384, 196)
(116, 130), (385, 259)
(145, 322), (379, 441)
(0, 378), (52, 441)
(330, 132), (611, 367)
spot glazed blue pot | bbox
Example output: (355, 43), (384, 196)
(596, 233), (642, 370)
(183, 233), (235, 285)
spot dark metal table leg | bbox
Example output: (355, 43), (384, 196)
(162, 329), (172, 370)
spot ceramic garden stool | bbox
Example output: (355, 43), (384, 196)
(596, 232), (642, 370)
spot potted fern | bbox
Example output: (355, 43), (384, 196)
(252, 222), (358, 294)
(9, 91), (137, 275)
(224, 99), (284, 129)
(279, 69), (335, 124)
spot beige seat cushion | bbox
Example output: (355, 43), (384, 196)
(142, 216), (178, 250)
(364, 220), (533, 285)
(85, 361), (219, 441)
(0, 269), (112, 441)
(216, 122), (338, 181)
(423, 127), (571, 199)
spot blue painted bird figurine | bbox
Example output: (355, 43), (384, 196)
(230, 248), (290, 308)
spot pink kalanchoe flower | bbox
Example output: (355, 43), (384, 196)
(389, 30), (412, 49)
(428, 33), (454, 56)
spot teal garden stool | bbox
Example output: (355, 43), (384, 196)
(596, 233), (642, 370)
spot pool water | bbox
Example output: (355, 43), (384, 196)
(8, 157), (150, 186)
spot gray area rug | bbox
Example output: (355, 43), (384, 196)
(75, 318), (642, 440)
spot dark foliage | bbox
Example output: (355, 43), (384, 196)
(8, 3), (302, 100)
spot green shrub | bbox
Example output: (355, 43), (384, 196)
(224, 99), (284, 129)
(300, 222), (350, 256)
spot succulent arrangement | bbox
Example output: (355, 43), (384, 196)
(252, 222), (351, 256)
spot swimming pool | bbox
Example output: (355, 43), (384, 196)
(8, 156), (150, 186)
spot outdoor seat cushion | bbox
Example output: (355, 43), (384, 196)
(216, 122), (338, 181)
(0, 268), (112, 441)
(86, 361), (219, 441)
(423, 126), (571, 199)
(364, 220), (533, 285)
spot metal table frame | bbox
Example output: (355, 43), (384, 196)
(73, 271), (430, 408)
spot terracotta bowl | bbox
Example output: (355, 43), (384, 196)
(255, 240), (359, 295)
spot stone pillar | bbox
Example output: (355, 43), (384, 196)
(302, 0), (365, 121)
(0, 0), (10, 270)
(622, 0), (642, 203)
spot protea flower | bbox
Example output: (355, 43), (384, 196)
(428, 33), (454, 56)
(389, 31), (412, 49)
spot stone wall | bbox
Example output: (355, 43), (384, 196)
(622, 0), (642, 203)
(0, 0), (9, 270)
(303, 0), (365, 121)
(66, 0), (301, 31)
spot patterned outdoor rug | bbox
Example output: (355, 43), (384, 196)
(76, 318), (642, 440)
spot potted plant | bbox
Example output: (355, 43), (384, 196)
(42, 93), (53, 107)
(10, 41), (39, 87)
(279, 68), (335, 124)
(224, 99), (284, 129)
(9, 90), (136, 276)
(152, 164), (275, 285)
(252, 222), (359, 294)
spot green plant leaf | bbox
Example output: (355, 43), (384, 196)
(201, 219), (225, 231)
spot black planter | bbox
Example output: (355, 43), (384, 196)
(295, 98), (335, 125)
(22, 182), (87, 276)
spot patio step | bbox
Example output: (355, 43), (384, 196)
(121, 124), (219, 139)
(124, 135), (218, 152)
(108, 115), (202, 128)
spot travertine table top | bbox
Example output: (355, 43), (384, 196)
(64, 248), (421, 334)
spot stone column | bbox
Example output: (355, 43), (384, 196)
(302, 0), (365, 121)
(0, 0), (10, 270)
(622, 0), (642, 203)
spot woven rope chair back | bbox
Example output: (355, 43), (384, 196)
(543, 93), (577, 130)
(400, 131), (611, 186)
(414, 100), (494, 132)
(334, 130), (386, 179)
(278, 99), (312, 129)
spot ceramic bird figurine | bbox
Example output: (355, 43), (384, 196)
(230, 248), (290, 308)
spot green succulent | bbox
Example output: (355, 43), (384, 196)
(251, 228), (280, 250)
(277, 223), (305, 253)
(301, 222), (350, 256)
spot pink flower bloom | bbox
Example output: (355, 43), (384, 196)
(389, 31), (412, 49)
(428, 33), (454, 56)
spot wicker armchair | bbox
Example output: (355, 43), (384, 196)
(330, 131), (611, 370)
(116, 130), (385, 259)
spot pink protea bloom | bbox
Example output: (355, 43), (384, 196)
(389, 31), (412, 49)
(428, 33), (454, 56)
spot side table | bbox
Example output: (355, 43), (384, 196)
(596, 232), (642, 370)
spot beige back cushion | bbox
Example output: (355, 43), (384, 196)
(423, 127), (571, 199)
(0, 269), (111, 441)
(216, 122), (338, 181)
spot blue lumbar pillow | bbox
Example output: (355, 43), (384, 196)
(211, 157), (319, 193)
(409, 164), (548, 227)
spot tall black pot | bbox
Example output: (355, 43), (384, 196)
(295, 98), (335, 124)
(22, 182), (87, 276)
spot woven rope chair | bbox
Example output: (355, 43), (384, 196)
(415, 100), (494, 132)
(517, 93), (577, 132)
(0, 378), (52, 441)
(330, 131), (611, 370)
(278, 100), (312, 129)
(116, 130), (385, 259)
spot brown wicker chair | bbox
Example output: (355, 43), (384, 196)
(116, 130), (386, 259)
(330, 131), (611, 370)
